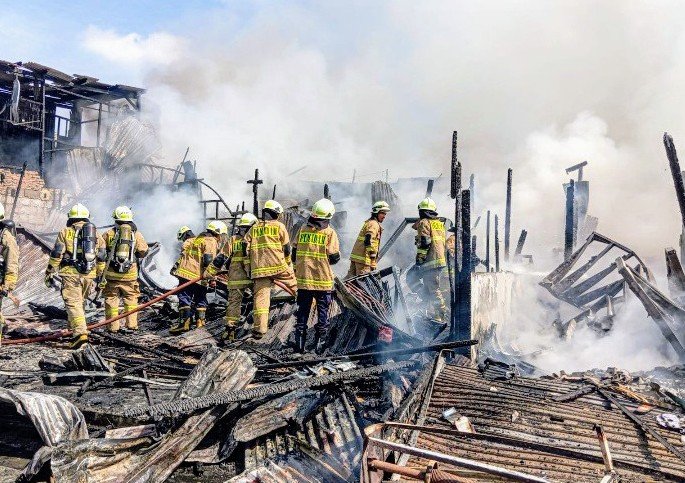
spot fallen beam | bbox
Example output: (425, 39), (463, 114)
(257, 339), (478, 370)
(125, 360), (417, 419)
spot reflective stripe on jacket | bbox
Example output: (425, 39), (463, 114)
(349, 218), (382, 268)
(172, 232), (220, 280)
(205, 234), (252, 288)
(244, 220), (290, 279)
(414, 218), (447, 269)
(294, 224), (339, 291)
(0, 230), (19, 289)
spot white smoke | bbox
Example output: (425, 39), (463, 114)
(78, 2), (685, 370)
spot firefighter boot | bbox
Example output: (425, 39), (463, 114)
(70, 333), (89, 350)
(294, 327), (307, 354)
(195, 308), (207, 329)
(314, 328), (328, 355)
(170, 306), (192, 334)
(221, 325), (236, 344)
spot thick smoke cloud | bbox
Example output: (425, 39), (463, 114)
(132, 1), (685, 266)
(93, 1), (685, 370)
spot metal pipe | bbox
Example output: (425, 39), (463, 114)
(367, 459), (425, 479)
(366, 437), (549, 483)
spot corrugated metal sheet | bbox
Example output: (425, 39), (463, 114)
(399, 364), (685, 482)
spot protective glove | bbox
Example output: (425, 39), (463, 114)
(96, 276), (107, 289)
(44, 270), (55, 289)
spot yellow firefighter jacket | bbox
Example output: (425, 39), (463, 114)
(446, 234), (456, 256)
(48, 221), (106, 278)
(244, 219), (290, 279)
(0, 229), (19, 290)
(205, 234), (252, 288)
(414, 218), (447, 269)
(171, 232), (220, 281)
(349, 218), (382, 268)
(102, 225), (149, 282)
(293, 224), (340, 291)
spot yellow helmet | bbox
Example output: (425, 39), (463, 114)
(312, 198), (335, 219)
(68, 203), (90, 219)
(263, 200), (283, 214)
(112, 205), (133, 222)
(371, 201), (391, 214)
(418, 197), (437, 212)
(238, 213), (258, 227)
(207, 220), (228, 235)
(177, 225), (193, 241)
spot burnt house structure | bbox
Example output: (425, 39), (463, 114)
(0, 60), (143, 185)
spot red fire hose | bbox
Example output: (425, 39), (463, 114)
(2, 276), (204, 345)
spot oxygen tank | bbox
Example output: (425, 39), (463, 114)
(113, 223), (134, 273)
(75, 222), (97, 274)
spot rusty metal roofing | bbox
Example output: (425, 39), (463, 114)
(397, 363), (685, 482)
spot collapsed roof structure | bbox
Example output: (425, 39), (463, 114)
(0, 62), (685, 483)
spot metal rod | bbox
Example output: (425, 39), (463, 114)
(366, 437), (549, 482)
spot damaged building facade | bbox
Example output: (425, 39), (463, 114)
(0, 61), (685, 483)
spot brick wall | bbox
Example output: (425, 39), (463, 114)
(0, 169), (67, 231)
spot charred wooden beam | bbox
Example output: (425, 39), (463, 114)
(505, 168), (512, 261)
(453, 189), (472, 348)
(125, 360), (416, 419)
(514, 229), (527, 259)
(257, 339), (477, 370)
(494, 213), (500, 272)
(564, 179), (575, 260)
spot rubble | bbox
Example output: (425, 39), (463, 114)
(1, 60), (685, 483)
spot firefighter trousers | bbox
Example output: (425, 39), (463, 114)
(345, 261), (373, 279)
(423, 267), (447, 322)
(103, 279), (141, 331)
(252, 269), (297, 335)
(61, 275), (93, 336)
(296, 289), (333, 334)
(226, 286), (251, 327)
(176, 278), (208, 312)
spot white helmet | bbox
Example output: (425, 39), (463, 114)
(264, 200), (283, 214)
(311, 198), (335, 220)
(68, 203), (90, 219)
(112, 205), (133, 222)
(207, 220), (228, 235)
(238, 213), (258, 227)
(0, 202), (5, 220)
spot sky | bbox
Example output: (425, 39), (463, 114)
(4, 0), (685, 264)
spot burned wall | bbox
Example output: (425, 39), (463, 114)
(0, 168), (66, 231)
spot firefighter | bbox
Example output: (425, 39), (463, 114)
(177, 225), (195, 249)
(244, 200), (297, 338)
(0, 204), (19, 336)
(45, 204), (106, 349)
(292, 199), (340, 354)
(170, 220), (228, 334)
(346, 201), (390, 278)
(205, 212), (258, 343)
(413, 197), (448, 321)
(101, 206), (149, 332)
